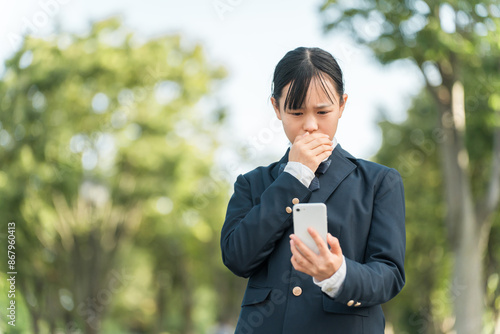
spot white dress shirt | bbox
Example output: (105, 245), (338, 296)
(283, 137), (346, 298)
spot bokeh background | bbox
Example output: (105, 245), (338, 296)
(0, 0), (499, 333)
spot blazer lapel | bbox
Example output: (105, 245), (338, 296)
(309, 144), (357, 203)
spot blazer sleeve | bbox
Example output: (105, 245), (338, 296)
(221, 171), (311, 278)
(333, 168), (406, 307)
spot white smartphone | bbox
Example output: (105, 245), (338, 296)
(292, 203), (328, 255)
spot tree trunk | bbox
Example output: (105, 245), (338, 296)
(32, 316), (40, 334)
(21, 279), (41, 334)
(452, 220), (483, 333)
(155, 269), (169, 333)
(434, 79), (483, 334)
(180, 260), (194, 334)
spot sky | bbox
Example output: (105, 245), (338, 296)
(0, 0), (424, 179)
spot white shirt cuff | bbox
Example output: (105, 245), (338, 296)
(312, 255), (346, 298)
(284, 161), (315, 188)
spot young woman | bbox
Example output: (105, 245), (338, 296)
(220, 47), (405, 333)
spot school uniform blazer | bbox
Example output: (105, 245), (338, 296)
(221, 144), (405, 334)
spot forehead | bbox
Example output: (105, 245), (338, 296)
(282, 76), (338, 108)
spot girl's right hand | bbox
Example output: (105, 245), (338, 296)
(288, 132), (333, 172)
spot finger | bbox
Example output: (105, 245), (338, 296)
(308, 132), (330, 139)
(291, 254), (307, 273)
(290, 238), (305, 258)
(294, 132), (329, 145)
(310, 144), (334, 157)
(304, 136), (332, 149)
(290, 254), (299, 270)
(293, 131), (310, 144)
(290, 235), (316, 260)
(290, 246), (314, 275)
(290, 239), (310, 266)
(307, 227), (329, 255)
(300, 142), (332, 163)
(317, 149), (333, 161)
(327, 233), (342, 256)
(299, 131), (311, 141)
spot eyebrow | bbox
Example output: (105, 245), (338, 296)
(296, 103), (334, 110)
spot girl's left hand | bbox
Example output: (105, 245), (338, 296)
(289, 228), (343, 282)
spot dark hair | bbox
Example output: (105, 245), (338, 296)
(271, 47), (344, 110)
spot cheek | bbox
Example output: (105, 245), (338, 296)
(322, 115), (338, 126)
(320, 116), (340, 133)
(282, 117), (297, 128)
(282, 118), (301, 136)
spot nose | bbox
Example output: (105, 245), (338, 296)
(303, 114), (318, 133)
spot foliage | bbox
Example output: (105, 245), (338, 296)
(0, 17), (239, 333)
(374, 79), (500, 334)
(375, 91), (453, 333)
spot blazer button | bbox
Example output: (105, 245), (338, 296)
(292, 198), (299, 205)
(286, 206), (292, 214)
(292, 286), (302, 296)
(354, 302), (361, 307)
(347, 300), (355, 307)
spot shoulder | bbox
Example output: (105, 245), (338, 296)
(239, 160), (280, 183)
(337, 145), (402, 184)
(230, 159), (283, 200)
(354, 158), (393, 175)
(238, 148), (289, 183)
(356, 159), (402, 189)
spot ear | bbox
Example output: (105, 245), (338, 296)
(271, 97), (282, 120)
(338, 94), (348, 118)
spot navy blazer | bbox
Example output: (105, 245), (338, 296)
(221, 145), (405, 333)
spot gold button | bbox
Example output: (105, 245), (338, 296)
(354, 302), (361, 307)
(292, 198), (299, 205)
(292, 286), (302, 296)
(347, 300), (354, 307)
(286, 206), (292, 214)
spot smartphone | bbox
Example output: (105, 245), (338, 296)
(292, 203), (328, 255)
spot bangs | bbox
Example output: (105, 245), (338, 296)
(283, 70), (337, 110)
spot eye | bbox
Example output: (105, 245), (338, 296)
(290, 112), (303, 116)
(318, 111), (330, 115)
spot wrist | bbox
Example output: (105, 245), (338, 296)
(314, 269), (336, 282)
(288, 157), (316, 172)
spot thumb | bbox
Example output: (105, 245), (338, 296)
(293, 132), (310, 144)
(327, 233), (342, 256)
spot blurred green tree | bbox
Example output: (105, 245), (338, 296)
(0, 17), (238, 334)
(319, 0), (500, 332)
(375, 91), (454, 333)
(375, 75), (500, 334)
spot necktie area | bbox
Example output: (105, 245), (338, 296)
(279, 159), (332, 191)
(309, 159), (331, 191)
